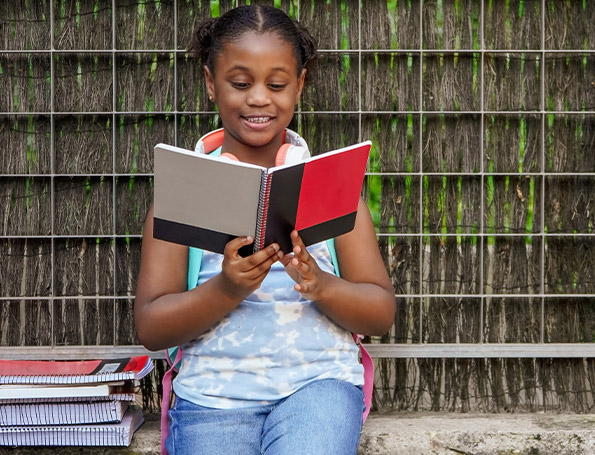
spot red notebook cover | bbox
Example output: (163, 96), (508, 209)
(262, 142), (371, 253)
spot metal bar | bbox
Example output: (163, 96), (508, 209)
(0, 296), (142, 301)
(4, 343), (595, 361)
(0, 293), (593, 301)
(540, 0), (547, 344)
(5, 233), (595, 241)
(49, 0), (56, 350)
(372, 233), (589, 240)
(0, 173), (154, 177)
(418, 0), (425, 344)
(357, 0), (362, 143)
(0, 109), (595, 117)
(0, 235), (144, 240)
(479, 0), (486, 344)
(3, 48), (594, 55)
(365, 343), (595, 359)
(364, 172), (595, 176)
(2, 110), (594, 116)
(112, 0), (118, 346)
(7, 171), (595, 178)
(0, 346), (156, 360)
(173, 0), (178, 146)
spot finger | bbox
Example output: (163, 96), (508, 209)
(279, 254), (293, 267)
(291, 233), (313, 262)
(243, 245), (282, 276)
(243, 254), (282, 285)
(290, 230), (306, 249)
(294, 282), (308, 294)
(291, 255), (311, 275)
(292, 243), (311, 267)
(245, 243), (280, 267)
(225, 236), (254, 257)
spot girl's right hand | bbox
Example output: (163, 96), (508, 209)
(218, 236), (283, 300)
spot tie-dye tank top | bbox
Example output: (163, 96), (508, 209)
(173, 241), (364, 409)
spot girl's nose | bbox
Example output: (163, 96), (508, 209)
(246, 84), (270, 106)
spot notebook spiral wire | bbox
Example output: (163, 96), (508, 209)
(254, 171), (273, 252)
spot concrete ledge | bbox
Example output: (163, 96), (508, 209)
(358, 412), (595, 455)
(3, 412), (595, 454)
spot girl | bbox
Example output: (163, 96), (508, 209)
(134, 5), (395, 455)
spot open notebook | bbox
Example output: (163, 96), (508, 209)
(153, 141), (371, 255)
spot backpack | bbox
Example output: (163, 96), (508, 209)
(160, 240), (374, 455)
(159, 133), (374, 454)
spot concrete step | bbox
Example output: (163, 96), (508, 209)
(2, 412), (595, 455)
(359, 412), (595, 455)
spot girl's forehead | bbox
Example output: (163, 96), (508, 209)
(217, 31), (299, 70)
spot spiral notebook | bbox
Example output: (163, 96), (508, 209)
(0, 406), (144, 447)
(0, 400), (129, 426)
(0, 356), (153, 385)
(153, 141), (371, 255)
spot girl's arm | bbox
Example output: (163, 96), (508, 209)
(286, 198), (396, 336)
(134, 205), (283, 351)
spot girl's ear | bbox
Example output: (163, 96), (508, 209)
(204, 66), (215, 102)
(295, 68), (307, 103)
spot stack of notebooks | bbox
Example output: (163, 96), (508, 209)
(0, 356), (153, 447)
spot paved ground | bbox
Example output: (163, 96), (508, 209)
(2, 412), (595, 454)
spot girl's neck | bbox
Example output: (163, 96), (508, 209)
(220, 134), (285, 168)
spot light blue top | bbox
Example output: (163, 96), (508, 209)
(173, 241), (364, 409)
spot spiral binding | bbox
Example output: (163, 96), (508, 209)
(254, 171), (273, 252)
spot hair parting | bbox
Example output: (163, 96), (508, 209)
(190, 5), (317, 80)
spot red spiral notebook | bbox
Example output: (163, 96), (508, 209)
(153, 141), (371, 255)
(0, 356), (153, 384)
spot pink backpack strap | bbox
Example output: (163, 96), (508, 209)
(161, 347), (183, 455)
(353, 334), (373, 421)
(328, 239), (375, 420)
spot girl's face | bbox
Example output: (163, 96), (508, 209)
(205, 31), (306, 166)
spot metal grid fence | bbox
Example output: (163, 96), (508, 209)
(1, 0), (594, 360)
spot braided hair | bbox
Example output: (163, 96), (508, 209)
(190, 5), (317, 80)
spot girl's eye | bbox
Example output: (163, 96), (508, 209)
(231, 81), (250, 89)
(268, 84), (286, 91)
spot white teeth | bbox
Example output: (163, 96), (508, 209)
(246, 117), (270, 124)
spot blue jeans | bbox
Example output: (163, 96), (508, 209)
(166, 379), (364, 455)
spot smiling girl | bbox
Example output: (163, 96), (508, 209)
(134, 5), (395, 455)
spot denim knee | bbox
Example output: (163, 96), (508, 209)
(262, 379), (364, 455)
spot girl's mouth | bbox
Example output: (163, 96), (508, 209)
(243, 116), (273, 124)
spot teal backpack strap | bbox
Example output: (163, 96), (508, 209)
(165, 246), (205, 368)
(165, 246), (204, 371)
(187, 247), (204, 291)
(162, 246), (204, 454)
(326, 238), (340, 277)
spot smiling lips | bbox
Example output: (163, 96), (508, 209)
(243, 116), (274, 124)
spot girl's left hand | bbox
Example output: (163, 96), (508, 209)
(280, 230), (330, 301)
